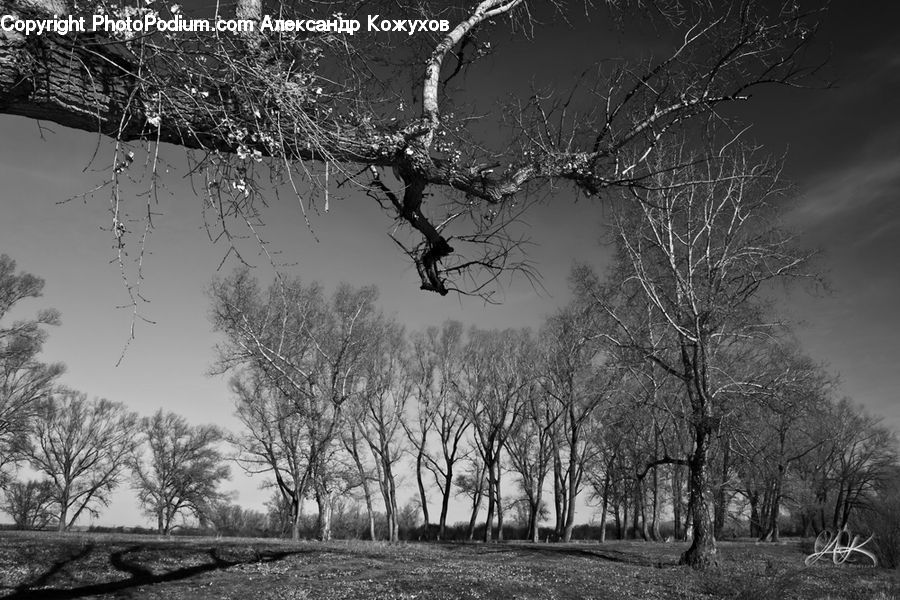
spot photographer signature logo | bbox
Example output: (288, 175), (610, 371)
(804, 528), (878, 567)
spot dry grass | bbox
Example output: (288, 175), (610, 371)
(0, 531), (896, 599)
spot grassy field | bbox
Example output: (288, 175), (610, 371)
(0, 531), (897, 599)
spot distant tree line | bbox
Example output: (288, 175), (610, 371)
(1, 387), (230, 534)
(0, 255), (230, 534)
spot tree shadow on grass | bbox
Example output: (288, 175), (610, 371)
(2, 545), (301, 599)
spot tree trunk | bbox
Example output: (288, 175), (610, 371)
(376, 451), (400, 543)
(632, 481), (643, 540)
(415, 446), (430, 532)
(553, 451), (566, 540)
(529, 492), (542, 543)
(684, 502), (693, 541)
(712, 491), (725, 538)
(364, 477), (377, 541)
(291, 493), (303, 541)
(362, 474), (377, 541)
(638, 479), (650, 541)
(562, 469), (577, 541)
(562, 421), (581, 543)
(387, 463), (400, 543)
(291, 512), (301, 541)
(315, 488), (332, 541)
(0, 3), (402, 166)
(495, 462), (504, 542)
(651, 467), (661, 541)
(748, 491), (760, 538)
(57, 499), (68, 532)
(483, 453), (496, 542)
(346, 427), (377, 540)
(676, 340), (719, 569)
(759, 487), (772, 538)
(599, 474), (610, 543)
(672, 464), (683, 541)
(679, 421), (717, 568)
(799, 511), (811, 537)
(832, 483), (846, 531)
(467, 484), (482, 541)
(166, 504), (179, 536)
(614, 502), (623, 540)
(713, 438), (730, 539)
(841, 489), (856, 530)
(760, 466), (784, 542)
(816, 491), (827, 533)
(439, 469), (453, 540)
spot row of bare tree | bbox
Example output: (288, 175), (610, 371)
(206, 143), (897, 567)
(1, 190), (898, 565)
(1, 390), (230, 534)
(0, 258), (231, 532)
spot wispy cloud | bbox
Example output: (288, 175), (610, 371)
(788, 153), (900, 227)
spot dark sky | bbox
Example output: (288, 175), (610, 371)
(747, 2), (900, 432)
(0, 1), (898, 526)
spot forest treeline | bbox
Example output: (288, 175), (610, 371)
(2, 230), (898, 560)
(1, 148), (898, 567)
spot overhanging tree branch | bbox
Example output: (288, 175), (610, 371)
(0, 0), (822, 296)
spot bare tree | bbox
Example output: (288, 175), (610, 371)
(210, 269), (381, 540)
(19, 389), (138, 530)
(587, 407), (629, 542)
(356, 318), (410, 542)
(408, 320), (469, 539)
(505, 379), (557, 542)
(230, 373), (310, 540)
(0, 0), (819, 302)
(341, 408), (379, 541)
(459, 327), (533, 541)
(207, 501), (269, 537)
(454, 456), (488, 541)
(576, 144), (814, 567)
(402, 369), (435, 535)
(0, 255), (64, 486)
(824, 399), (898, 531)
(131, 409), (230, 534)
(2, 478), (55, 530)
(724, 343), (830, 542)
(579, 274), (694, 543)
(542, 305), (614, 542)
(306, 283), (381, 541)
(211, 270), (324, 540)
(265, 489), (295, 537)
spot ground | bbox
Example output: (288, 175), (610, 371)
(0, 531), (896, 599)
